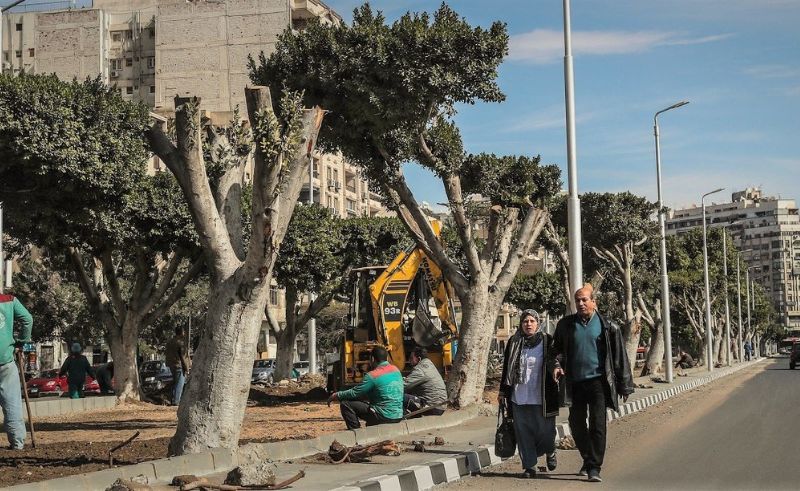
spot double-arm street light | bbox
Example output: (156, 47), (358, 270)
(654, 100), (689, 382)
(701, 187), (724, 371)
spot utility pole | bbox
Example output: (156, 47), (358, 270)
(562, 0), (583, 308)
(307, 157), (318, 374)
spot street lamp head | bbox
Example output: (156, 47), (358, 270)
(669, 100), (690, 110)
(703, 187), (725, 200)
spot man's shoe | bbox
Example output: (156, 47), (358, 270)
(546, 452), (557, 471)
(578, 463), (588, 476)
(521, 468), (536, 479)
(587, 468), (602, 482)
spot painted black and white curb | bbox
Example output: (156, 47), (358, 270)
(330, 359), (764, 491)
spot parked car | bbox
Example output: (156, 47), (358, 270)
(140, 360), (174, 394)
(252, 359), (276, 384)
(790, 343), (800, 370)
(25, 369), (67, 398)
(293, 361), (310, 379)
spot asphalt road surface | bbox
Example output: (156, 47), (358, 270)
(444, 358), (798, 491)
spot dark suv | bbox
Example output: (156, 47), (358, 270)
(140, 360), (174, 394)
(790, 343), (800, 370)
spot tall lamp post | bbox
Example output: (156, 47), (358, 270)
(307, 157), (317, 374)
(562, 0), (583, 304)
(654, 100), (688, 382)
(736, 249), (752, 362)
(701, 187), (724, 371)
(720, 225), (733, 366)
(745, 265), (753, 359)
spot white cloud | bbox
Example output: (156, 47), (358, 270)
(509, 29), (732, 64)
(744, 64), (800, 79)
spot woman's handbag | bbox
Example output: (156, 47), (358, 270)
(494, 398), (516, 458)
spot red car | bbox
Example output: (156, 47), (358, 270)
(26, 369), (68, 398)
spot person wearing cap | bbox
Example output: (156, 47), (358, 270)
(548, 284), (634, 483)
(59, 343), (96, 399)
(0, 293), (33, 450)
(498, 309), (559, 479)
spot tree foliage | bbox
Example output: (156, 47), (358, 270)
(506, 272), (566, 316)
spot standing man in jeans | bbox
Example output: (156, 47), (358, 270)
(548, 285), (634, 483)
(0, 293), (33, 450)
(165, 326), (191, 406)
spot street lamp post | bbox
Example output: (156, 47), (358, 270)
(307, 157), (318, 374)
(701, 188), (724, 371)
(736, 249), (751, 362)
(721, 227), (732, 366)
(562, 0), (583, 305)
(654, 100), (688, 382)
(745, 266), (752, 359)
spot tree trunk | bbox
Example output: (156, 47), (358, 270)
(446, 286), (502, 408)
(168, 281), (269, 455)
(273, 326), (297, 381)
(642, 307), (664, 376)
(108, 315), (141, 402)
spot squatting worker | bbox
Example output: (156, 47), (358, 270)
(327, 346), (403, 429)
(0, 293), (33, 450)
(403, 346), (447, 416)
(548, 284), (635, 483)
(498, 309), (558, 479)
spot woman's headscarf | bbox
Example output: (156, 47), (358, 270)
(518, 309), (543, 348)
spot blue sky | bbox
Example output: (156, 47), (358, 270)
(327, 0), (800, 210)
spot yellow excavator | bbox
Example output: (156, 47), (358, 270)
(327, 221), (460, 391)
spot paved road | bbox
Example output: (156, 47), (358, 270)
(445, 358), (797, 491)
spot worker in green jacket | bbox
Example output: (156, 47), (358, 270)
(59, 343), (95, 399)
(327, 346), (403, 429)
(0, 293), (33, 450)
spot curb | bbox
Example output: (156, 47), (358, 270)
(331, 359), (765, 491)
(0, 395), (116, 420)
(4, 404), (485, 490)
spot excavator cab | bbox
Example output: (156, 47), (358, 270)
(327, 229), (459, 391)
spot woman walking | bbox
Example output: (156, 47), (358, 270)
(499, 309), (559, 478)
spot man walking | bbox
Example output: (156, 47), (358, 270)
(548, 285), (634, 482)
(328, 346), (403, 429)
(0, 293), (33, 450)
(165, 326), (191, 406)
(403, 347), (447, 416)
(59, 343), (95, 399)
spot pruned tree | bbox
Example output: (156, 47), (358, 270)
(0, 74), (201, 401)
(269, 206), (411, 380)
(580, 192), (659, 365)
(251, 4), (561, 406)
(146, 88), (325, 454)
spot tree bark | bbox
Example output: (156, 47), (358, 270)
(109, 315), (142, 401)
(274, 287), (299, 381)
(639, 297), (664, 376)
(446, 287), (503, 408)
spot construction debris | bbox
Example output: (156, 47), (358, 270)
(405, 436), (446, 453)
(557, 435), (576, 450)
(307, 439), (401, 464)
(109, 431), (141, 467)
(224, 462), (277, 487)
(176, 471), (304, 491)
(105, 478), (152, 491)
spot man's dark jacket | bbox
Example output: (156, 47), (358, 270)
(546, 312), (634, 412)
(499, 332), (559, 418)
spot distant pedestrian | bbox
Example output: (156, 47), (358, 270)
(328, 346), (403, 429)
(675, 349), (695, 370)
(0, 293), (33, 450)
(548, 284), (635, 483)
(499, 309), (558, 479)
(744, 341), (752, 361)
(165, 326), (191, 406)
(59, 343), (95, 399)
(403, 347), (447, 417)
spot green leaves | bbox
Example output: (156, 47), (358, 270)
(506, 272), (567, 316)
(460, 153), (561, 207)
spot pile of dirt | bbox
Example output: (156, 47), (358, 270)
(0, 437), (169, 488)
(248, 377), (329, 406)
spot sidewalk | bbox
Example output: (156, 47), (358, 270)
(5, 359), (763, 490)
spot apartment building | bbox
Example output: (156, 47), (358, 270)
(299, 152), (388, 218)
(666, 188), (800, 329)
(1, 0), (340, 114)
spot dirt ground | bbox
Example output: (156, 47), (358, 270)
(0, 381), (342, 487)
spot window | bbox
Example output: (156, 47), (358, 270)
(15, 23), (22, 32)
(28, 48), (34, 57)
(111, 59), (123, 70)
(269, 288), (279, 306)
(124, 30), (133, 40)
(149, 85), (155, 94)
(147, 57), (155, 69)
(112, 32), (122, 42)
(148, 27), (155, 39)
(125, 86), (133, 95)
(125, 58), (133, 67)
(15, 50), (21, 58)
